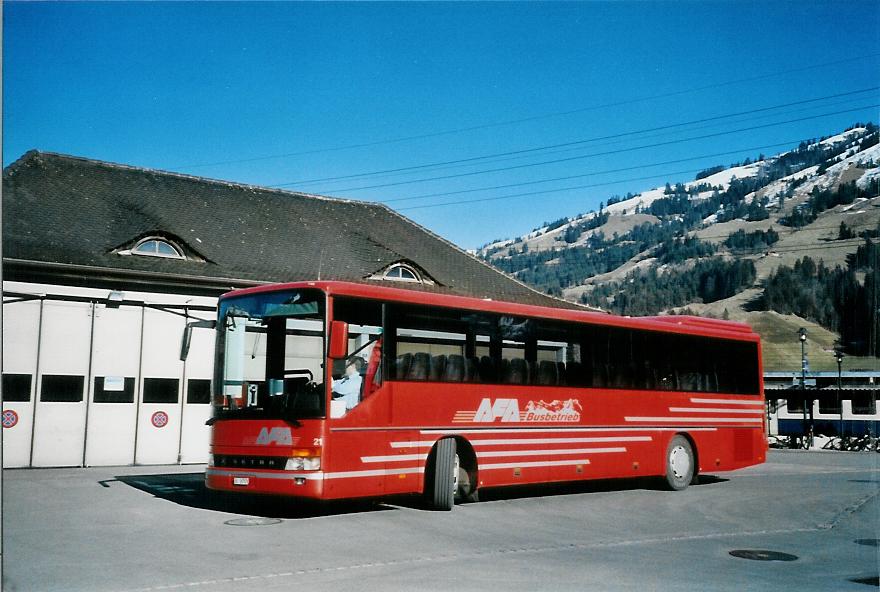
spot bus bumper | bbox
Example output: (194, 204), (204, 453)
(205, 467), (324, 498)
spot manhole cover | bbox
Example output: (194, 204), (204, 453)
(855, 539), (880, 547)
(729, 550), (798, 562)
(224, 517), (282, 526)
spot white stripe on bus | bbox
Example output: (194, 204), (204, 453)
(481, 459), (591, 470)
(390, 436), (652, 448)
(208, 467), (426, 481)
(360, 454), (427, 463)
(625, 417), (763, 423)
(206, 468), (323, 481)
(669, 407), (765, 414)
(476, 447), (626, 458)
(418, 426), (718, 435)
(690, 398), (765, 406)
(322, 467), (425, 480)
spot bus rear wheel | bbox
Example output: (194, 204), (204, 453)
(664, 435), (695, 491)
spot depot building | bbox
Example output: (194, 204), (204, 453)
(2, 150), (569, 468)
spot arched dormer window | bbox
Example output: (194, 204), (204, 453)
(383, 263), (420, 282)
(368, 261), (435, 285)
(131, 237), (184, 259)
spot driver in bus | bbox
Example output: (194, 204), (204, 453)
(332, 357), (366, 411)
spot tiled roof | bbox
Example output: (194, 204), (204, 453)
(3, 150), (582, 309)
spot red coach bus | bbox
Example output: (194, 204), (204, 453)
(201, 281), (765, 510)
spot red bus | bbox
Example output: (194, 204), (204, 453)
(202, 281), (765, 510)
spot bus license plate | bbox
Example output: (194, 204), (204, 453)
(233, 477), (250, 486)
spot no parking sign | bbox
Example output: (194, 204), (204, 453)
(2, 410), (19, 429)
(151, 411), (169, 428)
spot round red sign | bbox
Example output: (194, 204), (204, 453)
(151, 411), (169, 428)
(2, 410), (19, 429)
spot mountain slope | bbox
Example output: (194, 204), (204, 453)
(478, 124), (880, 370)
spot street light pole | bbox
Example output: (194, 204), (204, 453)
(836, 349), (844, 439)
(799, 328), (810, 448)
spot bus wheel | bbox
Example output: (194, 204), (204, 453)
(428, 438), (456, 511)
(664, 435), (695, 491)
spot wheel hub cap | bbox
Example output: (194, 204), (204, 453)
(670, 445), (690, 479)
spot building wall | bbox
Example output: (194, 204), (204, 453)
(2, 281), (217, 467)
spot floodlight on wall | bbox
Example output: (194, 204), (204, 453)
(106, 291), (124, 308)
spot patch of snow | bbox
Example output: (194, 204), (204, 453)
(688, 163), (762, 191)
(818, 127), (866, 147)
(858, 167), (880, 190)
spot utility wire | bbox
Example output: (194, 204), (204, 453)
(397, 140), (879, 212)
(171, 52), (880, 171)
(280, 87), (879, 187)
(320, 104), (880, 194)
(363, 94), (876, 184)
(383, 139), (804, 204)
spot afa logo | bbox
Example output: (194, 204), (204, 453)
(255, 427), (293, 445)
(455, 398), (582, 423)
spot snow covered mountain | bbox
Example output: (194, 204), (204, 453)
(478, 124), (880, 370)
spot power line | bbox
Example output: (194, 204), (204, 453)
(170, 52), (880, 171)
(319, 104), (880, 194)
(279, 87), (879, 187)
(369, 94), (876, 184)
(384, 139), (804, 204)
(396, 134), (879, 212)
(399, 168), (709, 211)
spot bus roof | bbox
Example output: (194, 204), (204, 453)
(222, 280), (759, 342)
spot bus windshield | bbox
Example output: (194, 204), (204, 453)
(212, 289), (326, 422)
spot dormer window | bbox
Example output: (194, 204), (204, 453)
(113, 232), (204, 262)
(384, 263), (420, 282)
(130, 238), (184, 259)
(369, 261), (435, 285)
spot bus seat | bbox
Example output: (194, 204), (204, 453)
(681, 372), (700, 391)
(428, 354), (447, 382)
(506, 359), (528, 384)
(362, 339), (382, 399)
(465, 358), (479, 382)
(556, 362), (567, 386)
(537, 360), (558, 386)
(395, 353), (412, 380)
(499, 359), (511, 382)
(444, 355), (465, 382)
(407, 353), (430, 380)
(478, 356), (496, 382)
(567, 361), (583, 386)
(705, 371), (718, 393)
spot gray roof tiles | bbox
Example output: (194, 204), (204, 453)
(3, 150), (581, 309)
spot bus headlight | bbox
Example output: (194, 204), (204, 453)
(285, 449), (321, 471)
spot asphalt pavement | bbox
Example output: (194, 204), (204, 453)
(3, 450), (878, 592)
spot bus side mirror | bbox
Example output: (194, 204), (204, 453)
(329, 321), (349, 359)
(180, 319), (217, 361)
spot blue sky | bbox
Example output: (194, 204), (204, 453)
(5, 2), (879, 248)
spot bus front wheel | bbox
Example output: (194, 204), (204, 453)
(427, 438), (456, 511)
(664, 435), (695, 491)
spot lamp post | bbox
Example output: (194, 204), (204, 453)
(835, 349), (844, 439)
(798, 328), (811, 448)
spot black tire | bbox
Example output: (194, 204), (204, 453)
(664, 435), (695, 491)
(428, 438), (456, 511)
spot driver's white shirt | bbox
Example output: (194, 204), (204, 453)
(332, 374), (362, 410)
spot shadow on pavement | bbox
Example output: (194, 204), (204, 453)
(107, 471), (730, 517)
(109, 472), (393, 519)
(468, 474), (729, 504)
